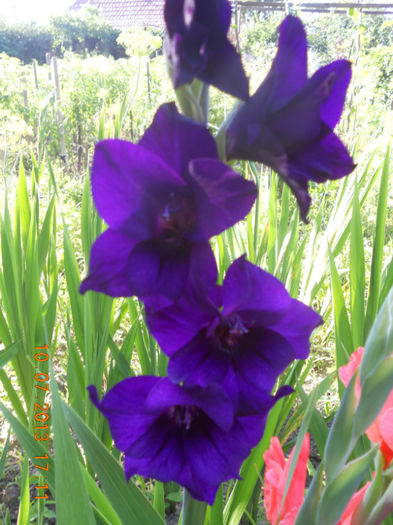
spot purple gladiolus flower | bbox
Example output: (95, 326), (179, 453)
(147, 256), (322, 414)
(88, 376), (278, 504)
(80, 103), (257, 305)
(226, 15), (356, 221)
(164, 0), (249, 100)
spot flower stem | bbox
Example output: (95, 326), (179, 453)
(181, 489), (207, 525)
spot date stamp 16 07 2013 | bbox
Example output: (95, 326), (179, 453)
(33, 344), (50, 500)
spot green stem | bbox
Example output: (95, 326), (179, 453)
(215, 101), (242, 162)
(181, 489), (207, 525)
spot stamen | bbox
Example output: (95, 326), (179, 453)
(213, 315), (248, 350)
(168, 405), (200, 430)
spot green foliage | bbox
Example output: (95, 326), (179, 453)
(0, 22), (52, 64)
(305, 13), (356, 63)
(357, 44), (393, 107)
(0, 7), (126, 64)
(296, 283), (393, 525)
(0, 159), (58, 414)
(50, 7), (125, 59)
(0, 50), (172, 176)
(240, 12), (280, 65)
(117, 27), (162, 58)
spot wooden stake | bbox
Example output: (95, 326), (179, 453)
(46, 52), (52, 80)
(146, 59), (151, 103)
(33, 60), (39, 89)
(51, 56), (67, 160)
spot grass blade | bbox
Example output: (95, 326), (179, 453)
(0, 402), (55, 491)
(0, 341), (21, 369)
(365, 143), (391, 337)
(350, 180), (365, 348)
(50, 362), (96, 525)
(16, 457), (30, 525)
(63, 401), (165, 525)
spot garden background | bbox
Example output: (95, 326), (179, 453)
(0, 2), (393, 524)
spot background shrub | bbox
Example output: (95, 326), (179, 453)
(0, 22), (53, 63)
(0, 7), (126, 64)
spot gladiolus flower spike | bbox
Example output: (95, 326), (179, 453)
(339, 347), (393, 467)
(264, 434), (371, 525)
(164, 0), (249, 100)
(147, 256), (322, 415)
(89, 377), (280, 504)
(226, 15), (355, 221)
(80, 103), (257, 307)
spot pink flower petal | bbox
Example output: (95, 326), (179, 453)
(337, 482), (370, 525)
(264, 434), (309, 524)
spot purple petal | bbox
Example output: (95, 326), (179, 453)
(313, 60), (352, 129)
(198, 0), (248, 100)
(268, 298), (323, 359)
(145, 379), (234, 432)
(124, 437), (184, 483)
(278, 171), (311, 223)
(164, 0), (185, 35)
(235, 57), (346, 161)
(126, 240), (190, 301)
(209, 415), (262, 460)
(146, 293), (216, 355)
(228, 375), (292, 417)
(184, 423), (243, 489)
(289, 132), (356, 184)
(184, 242), (218, 301)
(271, 59), (351, 150)
(226, 112), (287, 167)
(139, 103), (217, 176)
(88, 376), (160, 452)
(80, 229), (136, 297)
(202, 39), (249, 101)
(236, 413), (269, 447)
(164, 1), (248, 100)
(171, 37), (199, 88)
(125, 418), (185, 482)
(195, 0), (232, 35)
(87, 385), (100, 408)
(187, 159), (257, 242)
(168, 333), (230, 386)
(91, 139), (185, 228)
(224, 372), (276, 415)
(243, 15), (307, 117)
(141, 242), (218, 311)
(269, 89), (327, 150)
(233, 327), (296, 391)
(222, 256), (291, 323)
(176, 464), (220, 505)
(267, 15), (308, 106)
(202, 416), (257, 470)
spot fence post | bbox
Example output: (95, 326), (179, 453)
(51, 56), (67, 160)
(33, 60), (39, 89)
(21, 70), (29, 117)
(46, 52), (52, 80)
(146, 58), (151, 103)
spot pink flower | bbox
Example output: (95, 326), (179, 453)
(339, 346), (393, 467)
(264, 434), (371, 525)
(264, 434), (310, 525)
(337, 481), (371, 525)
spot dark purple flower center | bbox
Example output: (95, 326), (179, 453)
(158, 192), (196, 239)
(213, 315), (248, 352)
(168, 405), (200, 430)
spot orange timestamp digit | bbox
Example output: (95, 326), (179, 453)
(33, 346), (50, 442)
(33, 346), (51, 500)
